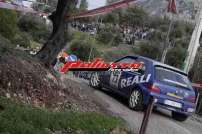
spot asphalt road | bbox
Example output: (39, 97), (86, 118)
(70, 77), (202, 134)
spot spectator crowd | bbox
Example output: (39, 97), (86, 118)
(71, 21), (155, 45)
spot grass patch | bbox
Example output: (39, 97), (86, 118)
(0, 97), (124, 134)
(0, 35), (14, 55)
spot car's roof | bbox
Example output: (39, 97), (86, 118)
(123, 55), (187, 75)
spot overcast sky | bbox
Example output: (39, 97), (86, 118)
(22, 0), (106, 9)
(87, 0), (106, 9)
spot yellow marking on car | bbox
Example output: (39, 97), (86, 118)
(167, 93), (183, 100)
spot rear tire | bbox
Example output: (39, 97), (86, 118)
(89, 72), (101, 89)
(172, 111), (188, 122)
(128, 89), (144, 111)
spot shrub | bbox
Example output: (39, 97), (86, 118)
(12, 32), (32, 48)
(102, 49), (130, 61)
(175, 39), (189, 48)
(159, 24), (169, 33)
(69, 40), (100, 61)
(68, 32), (100, 61)
(103, 12), (120, 24)
(120, 7), (148, 26)
(150, 31), (166, 42)
(18, 14), (50, 43)
(184, 22), (194, 35)
(96, 25), (122, 46)
(170, 22), (184, 39)
(71, 31), (89, 41)
(166, 45), (187, 68)
(112, 33), (122, 46)
(133, 41), (161, 60)
(0, 35), (13, 55)
(96, 30), (114, 45)
(148, 16), (169, 29)
(0, 9), (18, 40)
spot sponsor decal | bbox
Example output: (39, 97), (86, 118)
(60, 58), (143, 73)
(120, 74), (151, 88)
(110, 70), (122, 88)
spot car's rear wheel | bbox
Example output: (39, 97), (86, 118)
(172, 111), (188, 122)
(128, 89), (143, 111)
(89, 72), (101, 89)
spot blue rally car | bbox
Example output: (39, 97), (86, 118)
(89, 55), (197, 121)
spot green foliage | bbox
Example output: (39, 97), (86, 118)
(0, 9), (18, 40)
(98, 5), (193, 69)
(102, 49), (131, 61)
(0, 97), (123, 134)
(189, 50), (202, 83)
(151, 31), (167, 42)
(166, 45), (187, 68)
(112, 32), (122, 46)
(69, 40), (99, 61)
(96, 25), (121, 46)
(175, 39), (189, 48)
(99, 6), (193, 68)
(18, 14), (50, 43)
(0, 35), (13, 55)
(147, 17), (169, 29)
(170, 21), (186, 40)
(33, 0), (58, 13)
(97, 30), (114, 45)
(106, 0), (119, 5)
(139, 17), (192, 68)
(120, 7), (148, 26)
(134, 41), (161, 60)
(184, 22), (194, 35)
(12, 32), (32, 48)
(68, 32), (100, 61)
(79, 0), (88, 11)
(103, 12), (120, 24)
(102, 6), (147, 26)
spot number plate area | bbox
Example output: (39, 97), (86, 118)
(164, 100), (182, 108)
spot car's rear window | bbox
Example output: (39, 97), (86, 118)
(155, 66), (192, 90)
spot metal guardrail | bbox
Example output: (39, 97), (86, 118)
(192, 83), (202, 89)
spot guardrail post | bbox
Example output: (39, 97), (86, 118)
(197, 98), (202, 114)
(139, 97), (155, 134)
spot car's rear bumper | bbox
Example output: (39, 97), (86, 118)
(150, 92), (196, 115)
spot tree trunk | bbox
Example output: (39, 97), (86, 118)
(36, 0), (77, 67)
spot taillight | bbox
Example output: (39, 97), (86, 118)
(148, 84), (161, 94)
(187, 96), (196, 103)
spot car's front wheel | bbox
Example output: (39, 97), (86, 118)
(89, 72), (101, 89)
(172, 111), (188, 122)
(128, 89), (143, 111)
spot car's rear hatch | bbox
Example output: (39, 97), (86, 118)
(154, 66), (196, 104)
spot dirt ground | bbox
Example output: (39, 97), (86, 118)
(0, 50), (105, 113)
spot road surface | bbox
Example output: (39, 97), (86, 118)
(67, 77), (202, 134)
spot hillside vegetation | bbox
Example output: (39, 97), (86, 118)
(0, 97), (126, 134)
(0, 8), (129, 134)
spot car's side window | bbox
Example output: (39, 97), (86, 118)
(109, 58), (136, 88)
(136, 59), (147, 74)
(116, 57), (147, 74)
(109, 70), (122, 88)
(116, 57), (137, 64)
